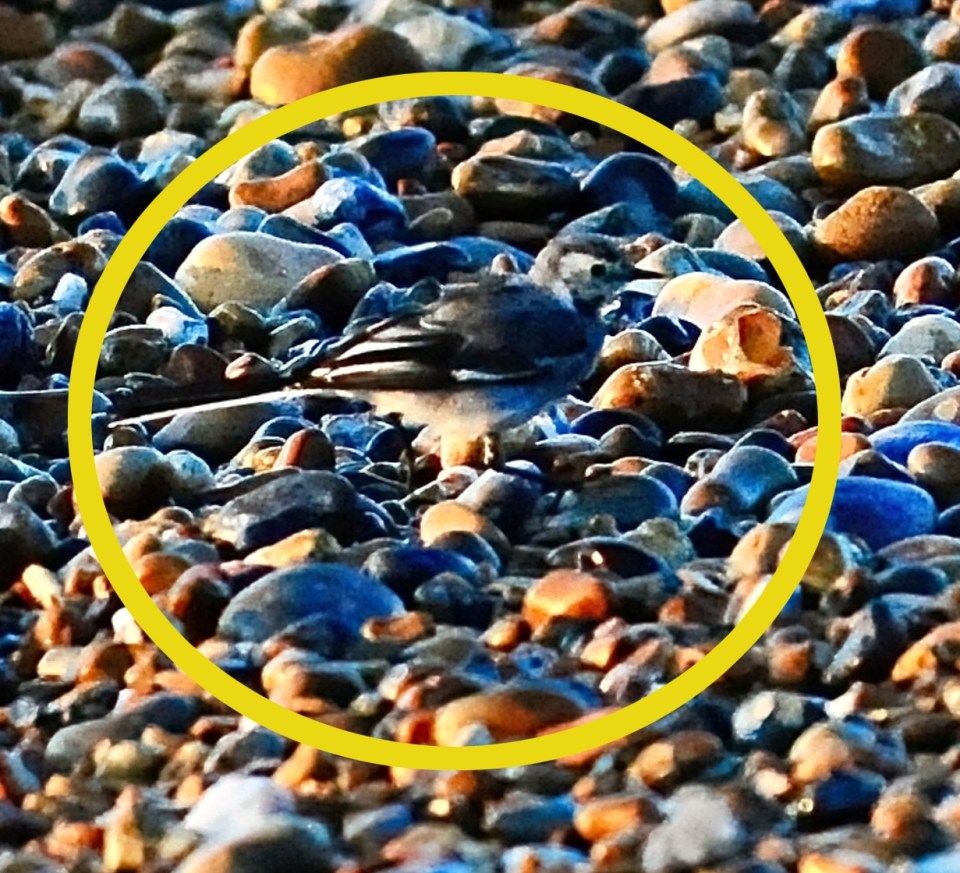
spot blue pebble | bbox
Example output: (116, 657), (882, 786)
(176, 204), (221, 226)
(832, 0), (921, 20)
(78, 212), (126, 235)
(144, 217), (212, 276)
(15, 136), (89, 193)
(581, 153), (677, 215)
(0, 304), (34, 387)
(49, 152), (145, 218)
(216, 206), (267, 233)
(637, 315), (700, 355)
(870, 420), (960, 465)
(324, 223), (375, 259)
(260, 214), (350, 251)
(605, 288), (656, 325)
(354, 127), (437, 186)
(734, 429), (794, 460)
(596, 47), (651, 95)
(363, 545), (481, 603)
(677, 177), (807, 223)
(768, 477), (937, 549)
(321, 150), (386, 187)
(51, 273), (88, 315)
(217, 563), (403, 644)
(310, 178), (406, 241)
(571, 409), (661, 442)
(619, 74), (724, 128)
(373, 242), (470, 284)
(695, 249), (770, 282)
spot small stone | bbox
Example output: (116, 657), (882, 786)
(433, 686), (584, 745)
(812, 114), (960, 188)
(891, 257), (958, 308)
(235, 12), (312, 71)
(836, 26), (924, 98)
(94, 446), (171, 519)
(642, 787), (746, 873)
(250, 25), (424, 106)
(808, 76), (871, 131)
(742, 88), (807, 157)
(768, 477), (937, 549)
(176, 815), (332, 873)
(229, 160), (325, 213)
(881, 314), (960, 361)
(217, 563), (404, 644)
(688, 305), (797, 386)
(841, 355), (939, 417)
(174, 231), (342, 313)
(574, 793), (660, 842)
(452, 155), (578, 218)
(888, 62), (960, 124)
(0, 8), (55, 60)
(813, 187), (939, 262)
(907, 442), (960, 505)
(652, 273), (793, 328)
(523, 569), (613, 631)
(644, 0), (757, 53)
(77, 80), (167, 141)
(629, 731), (724, 791)
(592, 362), (748, 431)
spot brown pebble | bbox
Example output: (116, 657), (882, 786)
(229, 160), (326, 213)
(836, 26), (924, 98)
(132, 552), (191, 596)
(814, 187), (940, 262)
(433, 688), (584, 745)
(250, 26), (424, 106)
(273, 428), (335, 470)
(522, 569), (613, 632)
(892, 257), (958, 307)
(628, 731), (724, 790)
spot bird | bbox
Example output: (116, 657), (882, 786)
(109, 273), (607, 469)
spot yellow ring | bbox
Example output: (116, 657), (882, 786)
(68, 72), (841, 770)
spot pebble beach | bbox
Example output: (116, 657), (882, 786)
(3, 0), (960, 871)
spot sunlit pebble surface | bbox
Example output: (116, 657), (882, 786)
(5, 0), (960, 871)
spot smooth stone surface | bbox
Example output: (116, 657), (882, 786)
(174, 231), (342, 313)
(841, 355), (940, 417)
(871, 420), (960, 464)
(218, 563), (404, 643)
(768, 478), (937, 549)
(250, 26), (424, 106)
(813, 187), (939, 262)
(812, 114), (960, 188)
(205, 470), (361, 552)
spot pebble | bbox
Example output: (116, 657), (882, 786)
(812, 114), (960, 188)
(250, 25), (424, 106)
(176, 815), (333, 873)
(769, 478), (937, 549)
(522, 569), (613, 631)
(813, 187), (940, 262)
(174, 231), (342, 313)
(218, 563), (404, 644)
(836, 26), (924, 98)
(432, 686), (585, 745)
(841, 355), (940, 417)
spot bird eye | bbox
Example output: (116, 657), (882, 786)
(590, 263), (607, 278)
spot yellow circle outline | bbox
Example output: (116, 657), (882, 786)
(68, 72), (841, 770)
